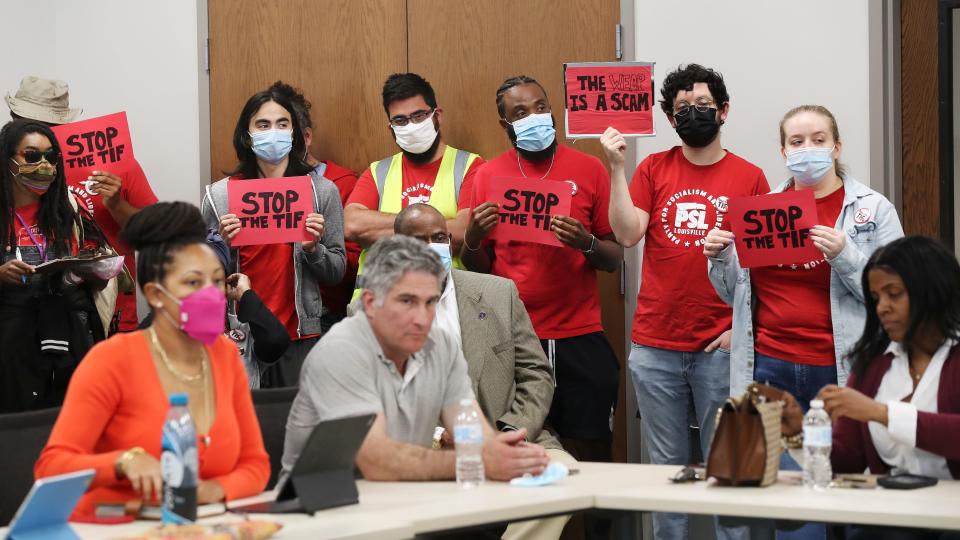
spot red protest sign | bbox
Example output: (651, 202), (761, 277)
(727, 190), (820, 268)
(228, 176), (314, 246)
(564, 62), (655, 138)
(488, 177), (572, 247)
(51, 112), (135, 184)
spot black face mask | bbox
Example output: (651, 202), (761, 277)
(674, 107), (721, 148)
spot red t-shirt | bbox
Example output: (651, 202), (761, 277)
(347, 151), (484, 210)
(463, 145), (613, 339)
(752, 185), (846, 366)
(317, 160), (361, 318)
(67, 160), (158, 331)
(13, 203), (51, 264)
(630, 147), (768, 351)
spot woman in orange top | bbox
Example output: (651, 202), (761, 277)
(35, 201), (269, 518)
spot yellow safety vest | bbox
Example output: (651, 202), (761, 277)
(352, 145), (479, 300)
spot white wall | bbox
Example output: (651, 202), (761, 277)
(1, 0), (207, 204)
(633, 0), (876, 190)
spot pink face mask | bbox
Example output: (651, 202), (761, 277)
(158, 285), (227, 345)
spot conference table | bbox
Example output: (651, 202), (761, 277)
(5, 463), (959, 539)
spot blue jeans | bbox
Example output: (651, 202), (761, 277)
(755, 352), (838, 540)
(753, 353), (838, 414)
(630, 343), (735, 540)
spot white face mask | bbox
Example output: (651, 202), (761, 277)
(391, 113), (438, 154)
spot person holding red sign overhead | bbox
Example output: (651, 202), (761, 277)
(201, 87), (345, 388)
(460, 75), (623, 505)
(703, 105), (903, 540)
(6, 76), (158, 333)
(0, 119), (112, 413)
(601, 64), (767, 540)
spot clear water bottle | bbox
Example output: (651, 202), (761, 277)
(453, 399), (485, 488)
(803, 399), (832, 490)
(161, 393), (198, 523)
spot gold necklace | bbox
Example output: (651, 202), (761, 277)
(149, 327), (214, 445)
(150, 327), (205, 384)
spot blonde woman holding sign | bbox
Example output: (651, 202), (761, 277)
(705, 105), (902, 408)
(704, 106), (901, 539)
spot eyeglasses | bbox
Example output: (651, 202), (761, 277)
(389, 109), (434, 128)
(19, 149), (60, 164)
(671, 466), (705, 483)
(415, 232), (451, 244)
(672, 101), (717, 118)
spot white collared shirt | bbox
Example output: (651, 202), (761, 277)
(433, 270), (461, 344)
(868, 339), (955, 479)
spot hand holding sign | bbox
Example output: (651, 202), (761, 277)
(218, 213), (241, 246)
(87, 170), (122, 205)
(810, 225), (846, 259)
(302, 213), (325, 253)
(550, 215), (592, 250)
(727, 190), (820, 268)
(227, 176), (314, 247)
(703, 228), (736, 258)
(600, 127), (627, 169)
(465, 202), (501, 248)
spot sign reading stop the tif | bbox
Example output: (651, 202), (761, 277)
(726, 190), (820, 268)
(488, 177), (572, 247)
(228, 176), (314, 246)
(51, 112), (135, 183)
(564, 61), (655, 138)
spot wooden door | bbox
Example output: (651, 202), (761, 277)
(208, 0), (628, 461)
(900, 0), (940, 236)
(407, 0), (627, 461)
(208, 0), (407, 178)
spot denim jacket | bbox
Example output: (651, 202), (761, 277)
(707, 176), (904, 396)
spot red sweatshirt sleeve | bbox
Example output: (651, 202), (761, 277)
(34, 347), (125, 489)
(210, 346), (270, 500)
(916, 411), (960, 461)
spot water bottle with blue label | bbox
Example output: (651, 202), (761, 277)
(161, 393), (198, 523)
(453, 399), (485, 488)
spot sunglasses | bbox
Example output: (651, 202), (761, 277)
(19, 149), (60, 164)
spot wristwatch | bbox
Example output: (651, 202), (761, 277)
(782, 431), (804, 450)
(581, 234), (597, 254)
(115, 446), (147, 479)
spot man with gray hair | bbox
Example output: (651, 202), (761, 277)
(282, 235), (550, 481)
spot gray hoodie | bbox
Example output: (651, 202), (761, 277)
(201, 171), (346, 337)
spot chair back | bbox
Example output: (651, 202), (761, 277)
(251, 387), (298, 489)
(0, 407), (61, 525)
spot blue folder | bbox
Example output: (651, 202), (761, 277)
(6, 469), (94, 540)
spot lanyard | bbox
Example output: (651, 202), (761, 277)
(14, 211), (47, 263)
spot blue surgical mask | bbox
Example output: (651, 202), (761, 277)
(510, 113), (556, 152)
(428, 242), (452, 271)
(249, 129), (293, 164)
(786, 147), (835, 186)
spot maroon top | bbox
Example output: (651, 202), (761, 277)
(832, 344), (960, 479)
